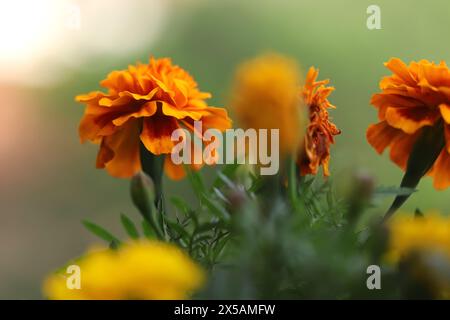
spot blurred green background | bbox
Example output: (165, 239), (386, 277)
(1, 0), (450, 299)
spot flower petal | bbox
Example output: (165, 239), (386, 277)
(161, 102), (204, 120)
(140, 116), (179, 155)
(385, 106), (438, 134)
(100, 120), (141, 178)
(112, 101), (158, 126)
(200, 107), (233, 131)
(439, 103), (450, 124)
(384, 58), (417, 86)
(164, 156), (186, 180)
(366, 121), (404, 154)
(389, 131), (419, 170)
(430, 150), (450, 190)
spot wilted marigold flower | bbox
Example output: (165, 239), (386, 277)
(231, 54), (304, 157)
(298, 67), (341, 176)
(386, 213), (450, 298)
(43, 241), (204, 300)
(367, 58), (450, 189)
(76, 57), (231, 179)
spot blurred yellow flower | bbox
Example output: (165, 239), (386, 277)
(231, 54), (304, 158)
(387, 213), (450, 298)
(43, 241), (204, 300)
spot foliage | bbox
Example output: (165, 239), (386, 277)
(82, 160), (440, 299)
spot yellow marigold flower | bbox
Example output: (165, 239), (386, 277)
(298, 67), (341, 176)
(76, 56), (232, 180)
(43, 241), (204, 300)
(387, 213), (450, 263)
(387, 213), (450, 298)
(231, 54), (304, 158)
(367, 58), (450, 190)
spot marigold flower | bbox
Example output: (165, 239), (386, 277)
(43, 241), (205, 300)
(386, 213), (450, 298)
(76, 57), (232, 179)
(231, 54), (304, 158)
(298, 67), (341, 176)
(367, 58), (450, 190)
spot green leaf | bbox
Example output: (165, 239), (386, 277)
(141, 220), (155, 239)
(248, 174), (264, 193)
(384, 122), (445, 220)
(120, 214), (139, 239)
(186, 166), (206, 199)
(212, 164), (240, 189)
(82, 220), (121, 244)
(201, 194), (230, 221)
(171, 196), (198, 227)
(166, 221), (191, 241)
(374, 186), (417, 196)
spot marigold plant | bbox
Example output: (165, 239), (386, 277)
(43, 241), (204, 300)
(298, 67), (341, 176)
(76, 56), (232, 180)
(367, 58), (450, 190)
(231, 54), (304, 158)
(387, 213), (450, 298)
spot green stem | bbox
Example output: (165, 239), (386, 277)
(139, 142), (164, 203)
(288, 157), (300, 212)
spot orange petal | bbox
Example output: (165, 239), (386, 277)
(161, 102), (204, 120)
(112, 101), (158, 126)
(445, 124), (450, 154)
(96, 139), (114, 168)
(384, 58), (416, 86)
(430, 150), (450, 190)
(79, 110), (117, 143)
(75, 91), (106, 103)
(385, 106), (438, 134)
(101, 120), (141, 178)
(201, 107), (233, 131)
(140, 116), (179, 155)
(164, 156), (186, 180)
(439, 103), (450, 124)
(366, 121), (403, 154)
(389, 131), (419, 170)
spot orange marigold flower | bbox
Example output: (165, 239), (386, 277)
(298, 67), (341, 176)
(367, 58), (450, 190)
(76, 57), (232, 179)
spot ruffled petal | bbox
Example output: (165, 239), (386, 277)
(100, 120), (141, 178)
(430, 150), (450, 190)
(112, 101), (158, 126)
(385, 106), (439, 134)
(161, 102), (205, 120)
(384, 58), (417, 86)
(140, 116), (180, 155)
(164, 156), (186, 180)
(200, 107), (233, 131)
(366, 121), (404, 154)
(389, 131), (419, 170)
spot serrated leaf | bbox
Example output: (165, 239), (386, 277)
(201, 194), (230, 221)
(171, 196), (198, 227)
(120, 214), (139, 239)
(82, 220), (121, 244)
(166, 221), (191, 241)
